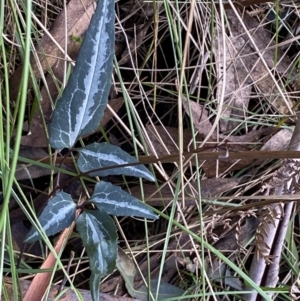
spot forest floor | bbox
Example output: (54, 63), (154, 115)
(1, 0), (300, 300)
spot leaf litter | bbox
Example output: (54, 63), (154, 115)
(214, 9), (297, 132)
(6, 0), (300, 299)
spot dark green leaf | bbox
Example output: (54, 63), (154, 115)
(76, 210), (117, 301)
(78, 142), (155, 182)
(76, 209), (117, 246)
(138, 280), (186, 301)
(90, 269), (102, 301)
(116, 248), (138, 298)
(116, 250), (186, 301)
(89, 181), (158, 219)
(49, 0), (115, 149)
(24, 192), (76, 243)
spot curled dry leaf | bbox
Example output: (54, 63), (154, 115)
(261, 128), (293, 151)
(253, 128), (293, 166)
(182, 94), (273, 142)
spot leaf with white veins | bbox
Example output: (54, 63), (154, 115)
(49, 0), (115, 149)
(24, 192), (76, 243)
(76, 210), (117, 301)
(90, 269), (103, 301)
(78, 142), (155, 181)
(89, 181), (158, 219)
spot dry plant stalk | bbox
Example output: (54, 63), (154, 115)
(23, 208), (82, 301)
(246, 116), (300, 301)
(23, 227), (72, 301)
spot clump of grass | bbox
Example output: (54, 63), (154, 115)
(1, 0), (300, 300)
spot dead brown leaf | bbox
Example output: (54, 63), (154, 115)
(4, 274), (130, 300)
(261, 128), (293, 151)
(214, 10), (296, 131)
(229, 10), (293, 73)
(101, 97), (125, 127)
(129, 177), (242, 206)
(182, 98), (215, 139)
(222, 0), (276, 9)
(201, 144), (253, 177)
(144, 125), (194, 155)
(17, 0), (98, 147)
(144, 123), (271, 177)
(182, 95), (273, 142)
(10, 0), (96, 101)
(227, 10), (295, 111)
(214, 24), (253, 132)
(16, 147), (54, 180)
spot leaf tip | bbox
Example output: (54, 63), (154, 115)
(145, 172), (156, 182)
(24, 231), (38, 244)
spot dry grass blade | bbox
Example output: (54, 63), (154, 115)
(4, 0), (300, 299)
(247, 119), (300, 300)
(9, 0), (96, 101)
(4, 276), (133, 301)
